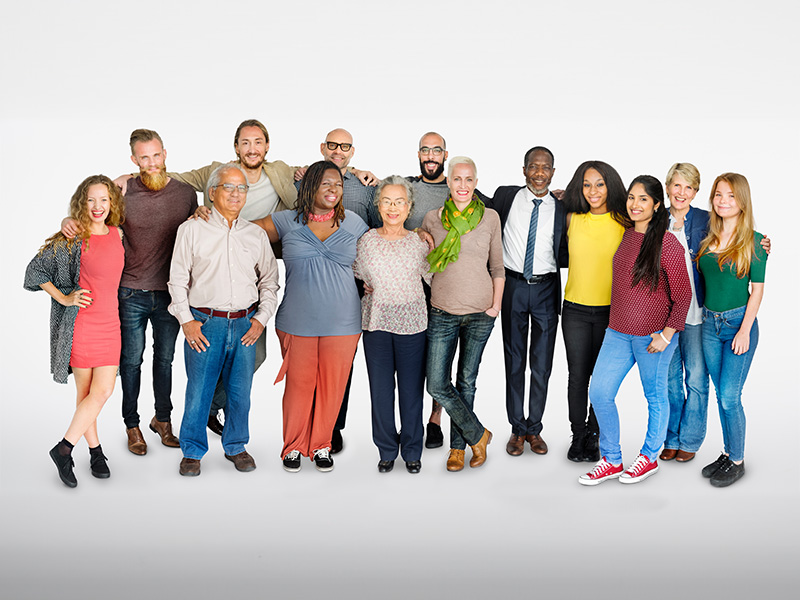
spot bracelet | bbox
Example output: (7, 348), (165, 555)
(659, 332), (670, 345)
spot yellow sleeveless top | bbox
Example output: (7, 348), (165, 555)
(564, 212), (625, 306)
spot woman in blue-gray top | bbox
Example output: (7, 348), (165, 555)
(254, 161), (368, 473)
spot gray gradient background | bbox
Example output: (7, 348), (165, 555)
(1, 1), (797, 599)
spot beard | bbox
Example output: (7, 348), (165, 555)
(140, 165), (168, 191)
(419, 158), (444, 181)
(239, 151), (265, 170)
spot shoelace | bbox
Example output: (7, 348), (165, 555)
(626, 455), (650, 476)
(314, 448), (330, 461)
(588, 459), (613, 477)
(285, 450), (300, 460)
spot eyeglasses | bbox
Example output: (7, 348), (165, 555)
(379, 199), (409, 208)
(325, 141), (353, 152)
(216, 183), (249, 194)
(419, 146), (444, 156)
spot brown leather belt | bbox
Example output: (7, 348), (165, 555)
(193, 303), (257, 319)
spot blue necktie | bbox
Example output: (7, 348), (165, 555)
(523, 196), (543, 280)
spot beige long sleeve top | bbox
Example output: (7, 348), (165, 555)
(168, 208), (280, 327)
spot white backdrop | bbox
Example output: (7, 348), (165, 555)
(2, 2), (798, 599)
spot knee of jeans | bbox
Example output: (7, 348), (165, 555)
(717, 391), (744, 413)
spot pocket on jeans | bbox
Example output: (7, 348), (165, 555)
(190, 308), (211, 325)
(118, 287), (134, 300)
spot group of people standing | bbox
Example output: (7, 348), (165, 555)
(25, 121), (768, 490)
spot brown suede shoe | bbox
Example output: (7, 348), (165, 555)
(149, 417), (180, 448)
(675, 450), (696, 462)
(660, 448), (678, 461)
(126, 426), (147, 456)
(526, 434), (548, 455)
(225, 450), (257, 472)
(469, 429), (493, 467)
(179, 458), (201, 476)
(506, 434), (525, 456)
(446, 449), (465, 472)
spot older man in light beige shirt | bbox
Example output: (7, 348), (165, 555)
(168, 163), (279, 477)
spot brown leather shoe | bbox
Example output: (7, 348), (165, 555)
(446, 449), (465, 472)
(225, 450), (257, 472)
(126, 426), (147, 455)
(675, 450), (696, 462)
(469, 428), (493, 467)
(149, 417), (180, 447)
(660, 448), (678, 461)
(179, 458), (201, 476)
(506, 434), (525, 456)
(526, 434), (548, 455)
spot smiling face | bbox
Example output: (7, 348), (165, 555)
(235, 125), (269, 170)
(131, 139), (168, 191)
(667, 173), (698, 213)
(320, 129), (354, 172)
(583, 167), (608, 214)
(313, 168), (344, 214)
(523, 150), (555, 196)
(86, 183), (111, 229)
(210, 167), (248, 222)
(712, 180), (742, 220)
(418, 133), (448, 182)
(377, 184), (410, 227)
(627, 182), (660, 231)
(448, 162), (477, 207)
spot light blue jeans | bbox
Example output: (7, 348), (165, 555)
(664, 323), (710, 452)
(702, 305), (758, 462)
(589, 327), (678, 463)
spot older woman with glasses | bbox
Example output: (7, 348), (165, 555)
(420, 156), (504, 472)
(353, 176), (432, 474)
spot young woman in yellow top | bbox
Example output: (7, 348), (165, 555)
(561, 161), (631, 462)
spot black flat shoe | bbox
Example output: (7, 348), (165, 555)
(89, 446), (110, 479)
(50, 445), (77, 488)
(425, 423), (444, 449)
(378, 460), (395, 473)
(405, 460), (422, 474)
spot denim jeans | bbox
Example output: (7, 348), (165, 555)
(665, 323), (710, 452)
(208, 328), (267, 416)
(363, 330), (426, 462)
(589, 327), (678, 463)
(426, 308), (495, 449)
(179, 307), (256, 459)
(119, 288), (181, 428)
(561, 301), (607, 436)
(702, 305), (758, 462)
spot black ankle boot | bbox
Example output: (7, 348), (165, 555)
(89, 445), (110, 479)
(567, 433), (586, 462)
(49, 442), (77, 488)
(582, 431), (600, 462)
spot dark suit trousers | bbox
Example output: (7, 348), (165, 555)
(501, 275), (559, 436)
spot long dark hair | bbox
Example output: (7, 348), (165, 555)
(562, 160), (630, 227)
(628, 175), (669, 292)
(294, 160), (344, 227)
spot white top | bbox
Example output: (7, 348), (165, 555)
(239, 170), (280, 221)
(502, 187), (556, 274)
(669, 219), (703, 326)
(168, 207), (280, 326)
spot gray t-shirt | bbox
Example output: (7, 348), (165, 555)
(405, 177), (449, 231)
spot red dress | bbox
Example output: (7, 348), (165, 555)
(70, 226), (125, 368)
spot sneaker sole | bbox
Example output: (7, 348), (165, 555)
(315, 463), (334, 472)
(90, 469), (110, 479)
(578, 472), (621, 486)
(283, 464), (301, 473)
(619, 466), (659, 484)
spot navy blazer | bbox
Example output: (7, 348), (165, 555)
(486, 186), (569, 313)
(681, 206), (710, 309)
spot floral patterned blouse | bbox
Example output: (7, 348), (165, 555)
(353, 229), (432, 334)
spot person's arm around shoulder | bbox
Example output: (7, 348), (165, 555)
(252, 214), (280, 244)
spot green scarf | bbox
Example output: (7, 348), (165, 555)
(427, 195), (485, 273)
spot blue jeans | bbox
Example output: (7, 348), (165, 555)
(119, 288), (181, 428)
(363, 330), (426, 462)
(589, 327), (678, 463)
(702, 306), (758, 462)
(180, 307), (256, 459)
(665, 323), (710, 452)
(208, 328), (267, 416)
(426, 308), (495, 449)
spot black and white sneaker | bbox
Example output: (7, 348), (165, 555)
(701, 453), (730, 478)
(313, 448), (334, 472)
(283, 450), (301, 473)
(710, 459), (745, 488)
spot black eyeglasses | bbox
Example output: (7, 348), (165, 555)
(419, 146), (444, 156)
(216, 183), (249, 193)
(325, 141), (353, 152)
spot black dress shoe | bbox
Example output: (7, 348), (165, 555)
(405, 460), (422, 474)
(89, 446), (110, 479)
(49, 445), (77, 488)
(331, 429), (344, 454)
(207, 412), (224, 436)
(425, 422), (444, 448)
(378, 460), (394, 473)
